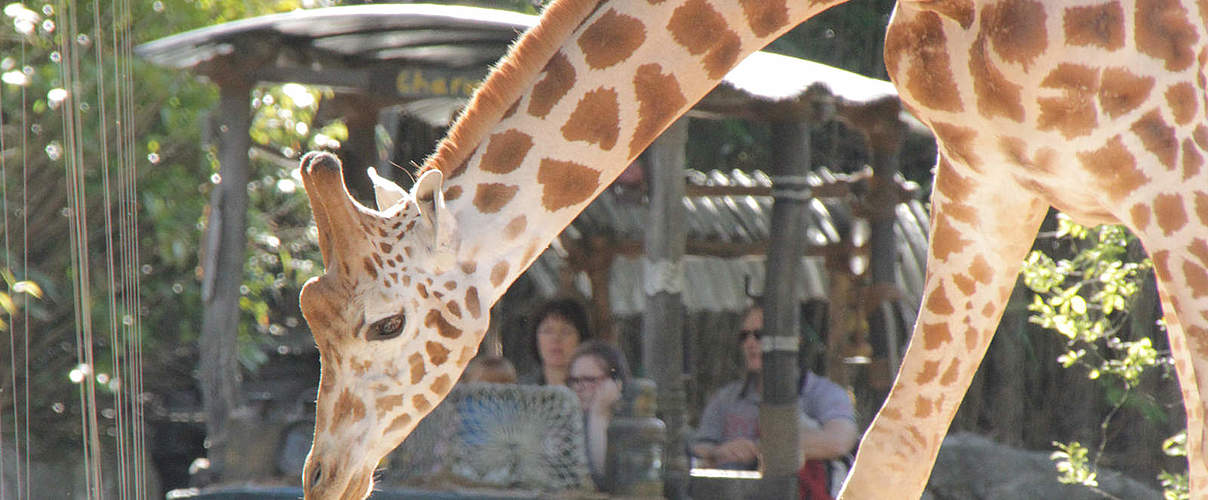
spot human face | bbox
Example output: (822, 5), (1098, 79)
(568, 355), (609, 411)
(536, 314), (581, 371)
(739, 307), (763, 373)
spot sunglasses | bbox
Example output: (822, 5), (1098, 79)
(738, 329), (763, 342)
(567, 375), (608, 388)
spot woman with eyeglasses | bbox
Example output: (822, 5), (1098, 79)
(520, 298), (593, 387)
(690, 304), (859, 499)
(568, 340), (631, 490)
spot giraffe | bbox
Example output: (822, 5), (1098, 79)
(292, 0), (1208, 498)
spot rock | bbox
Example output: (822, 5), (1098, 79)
(924, 432), (1161, 500)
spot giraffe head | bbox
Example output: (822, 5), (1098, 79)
(296, 152), (484, 499)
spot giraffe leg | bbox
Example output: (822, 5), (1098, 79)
(1136, 237), (1208, 495)
(838, 158), (1048, 499)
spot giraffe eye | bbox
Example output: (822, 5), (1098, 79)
(367, 314), (405, 341)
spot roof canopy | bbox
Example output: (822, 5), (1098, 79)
(136, 4), (905, 121)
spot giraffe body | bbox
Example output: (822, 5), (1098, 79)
(843, 0), (1208, 496)
(292, 0), (1208, 498)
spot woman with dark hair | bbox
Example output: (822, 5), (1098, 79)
(568, 340), (630, 490)
(522, 298), (592, 386)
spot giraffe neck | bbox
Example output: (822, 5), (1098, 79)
(424, 0), (843, 304)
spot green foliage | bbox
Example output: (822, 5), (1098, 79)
(1051, 441), (1098, 488)
(1021, 214), (1185, 499)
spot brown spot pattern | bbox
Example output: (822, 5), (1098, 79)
(1063, 2), (1125, 50)
(473, 183), (520, 214)
(578, 9), (646, 70)
(940, 359), (961, 386)
(1192, 239), (1208, 266)
(362, 257), (379, 279)
(446, 300), (461, 318)
(885, 12), (964, 113)
(931, 212), (972, 261)
(504, 215), (527, 240)
(917, 360), (941, 384)
(1184, 139), (1204, 179)
(668, 0), (743, 79)
(630, 64), (688, 157)
(385, 413), (412, 435)
(537, 159), (600, 211)
(1098, 67), (1155, 118)
(914, 397), (934, 418)
(431, 374), (452, 397)
(1136, 0), (1198, 71)
(702, 32), (743, 80)
(668, 0), (728, 55)
(408, 353), (426, 384)
(376, 394), (404, 414)
(1167, 83), (1199, 125)
(926, 286), (955, 314)
(922, 322), (953, 350)
(982, 0), (1049, 68)
(1078, 135), (1147, 201)
(490, 261), (510, 288)
(412, 395), (431, 413)
(331, 389), (367, 431)
(481, 129), (534, 174)
(1131, 110), (1179, 169)
(954, 274), (976, 296)
(561, 87), (621, 150)
(465, 287), (481, 319)
(1154, 193), (1189, 235)
(931, 122), (979, 166)
(969, 36), (1025, 122)
(1037, 64), (1100, 138)
(424, 309), (462, 339)
(528, 51), (575, 118)
(1186, 261), (1208, 297)
(922, 0), (975, 28)
(1130, 203), (1152, 231)
(969, 255), (994, 284)
(460, 262), (477, 274)
(740, 0), (790, 37)
(426, 340), (451, 366)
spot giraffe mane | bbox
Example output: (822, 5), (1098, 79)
(420, 0), (601, 176)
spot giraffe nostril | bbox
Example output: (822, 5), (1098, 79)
(308, 461), (324, 488)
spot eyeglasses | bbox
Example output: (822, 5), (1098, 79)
(567, 375), (608, 388)
(738, 329), (763, 342)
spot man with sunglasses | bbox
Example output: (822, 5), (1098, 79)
(690, 305), (858, 498)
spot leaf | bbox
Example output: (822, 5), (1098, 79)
(12, 280), (42, 298)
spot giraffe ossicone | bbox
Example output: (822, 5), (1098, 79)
(293, 0), (1208, 498)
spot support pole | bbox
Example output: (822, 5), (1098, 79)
(641, 118), (690, 499)
(758, 120), (811, 499)
(199, 78), (252, 480)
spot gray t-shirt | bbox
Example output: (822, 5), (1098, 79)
(691, 372), (855, 469)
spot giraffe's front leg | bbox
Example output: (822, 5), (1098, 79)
(838, 158), (1048, 499)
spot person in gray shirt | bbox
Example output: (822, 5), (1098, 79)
(690, 305), (858, 471)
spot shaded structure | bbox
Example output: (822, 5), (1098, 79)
(137, 4), (936, 495)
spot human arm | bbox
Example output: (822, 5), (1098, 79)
(799, 417), (859, 460)
(798, 373), (859, 460)
(689, 383), (760, 468)
(584, 378), (621, 477)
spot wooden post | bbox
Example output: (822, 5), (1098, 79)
(338, 94), (380, 206)
(862, 101), (905, 382)
(758, 120), (810, 499)
(641, 118), (690, 499)
(199, 78), (252, 479)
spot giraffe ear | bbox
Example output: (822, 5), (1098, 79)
(367, 167), (406, 211)
(411, 169), (458, 272)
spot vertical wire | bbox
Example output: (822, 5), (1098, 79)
(90, 0), (129, 496)
(118, 0), (147, 494)
(19, 34), (30, 500)
(0, 23), (9, 500)
(57, 0), (104, 496)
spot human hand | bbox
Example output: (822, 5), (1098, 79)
(589, 378), (621, 417)
(712, 438), (759, 466)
